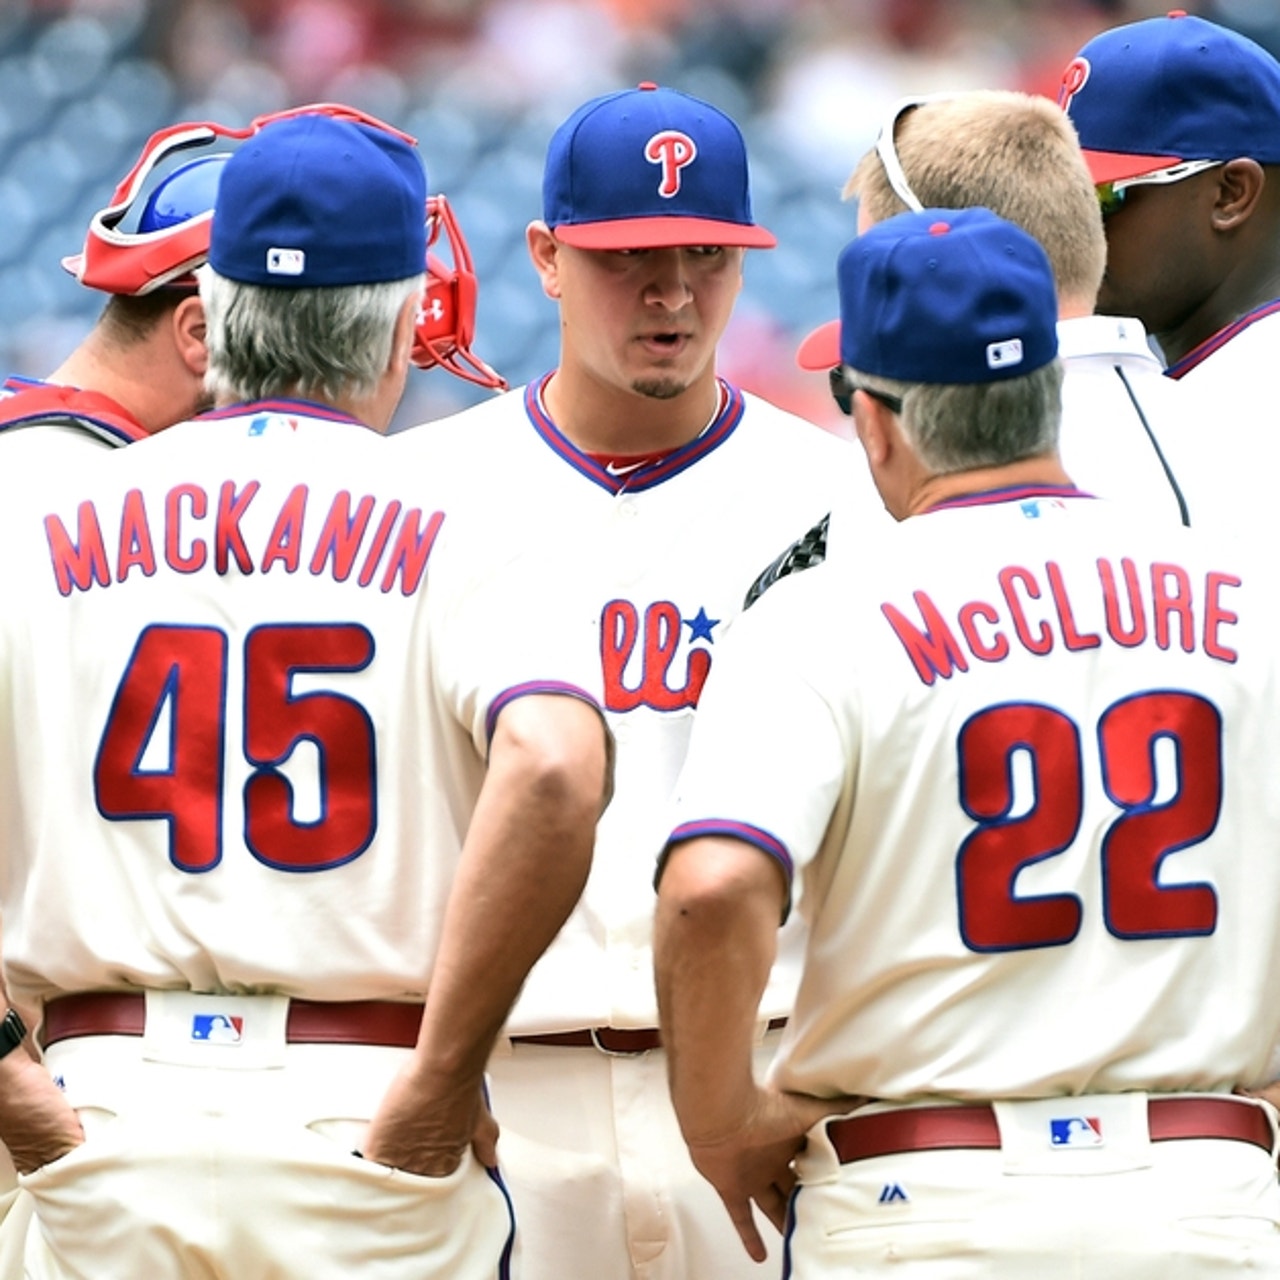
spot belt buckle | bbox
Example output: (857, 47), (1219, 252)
(589, 1026), (626, 1057)
(589, 1026), (653, 1057)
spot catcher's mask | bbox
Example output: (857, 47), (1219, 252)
(415, 194), (506, 390)
(63, 102), (506, 390)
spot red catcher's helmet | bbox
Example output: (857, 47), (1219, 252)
(62, 103), (507, 391)
(414, 194), (507, 390)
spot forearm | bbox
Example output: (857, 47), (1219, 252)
(413, 694), (607, 1081)
(655, 837), (787, 1144)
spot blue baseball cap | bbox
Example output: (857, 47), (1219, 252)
(1058, 10), (1280, 185)
(209, 113), (427, 287)
(836, 207), (1058, 385)
(542, 82), (776, 250)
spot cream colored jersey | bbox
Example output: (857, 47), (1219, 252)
(1156, 304), (1280, 537)
(668, 487), (1280, 1101)
(0, 402), (598, 1011)
(394, 377), (856, 1031)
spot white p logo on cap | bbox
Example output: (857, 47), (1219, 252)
(987, 338), (1024, 370)
(266, 247), (305, 276)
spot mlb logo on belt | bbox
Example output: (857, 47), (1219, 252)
(1050, 1116), (1103, 1147)
(191, 1013), (244, 1044)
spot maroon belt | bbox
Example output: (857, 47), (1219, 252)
(40, 992), (423, 1050)
(828, 1097), (1274, 1164)
(512, 1016), (788, 1055)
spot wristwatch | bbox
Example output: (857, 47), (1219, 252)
(0, 1008), (27, 1061)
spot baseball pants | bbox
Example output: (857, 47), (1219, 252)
(0, 1147), (27, 1280)
(20, 994), (514, 1280)
(486, 1023), (785, 1280)
(788, 1093), (1280, 1278)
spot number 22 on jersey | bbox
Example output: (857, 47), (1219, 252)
(956, 690), (1220, 951)
(94, 622), (377, 873)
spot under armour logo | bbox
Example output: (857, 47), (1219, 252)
(879, 1183), (909, 1204)
(1057, 57), (1090, 110)
(645, 130), (697, 198)
(419, 296), (445, 323)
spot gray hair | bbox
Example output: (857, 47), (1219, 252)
(201, 268), (425, 404)
(845, 360), (1063, 474)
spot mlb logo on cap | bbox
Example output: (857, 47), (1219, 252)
(987, 338), (1024, 370)
(267, 247), (305, 276)
(542, 83), (776, 250)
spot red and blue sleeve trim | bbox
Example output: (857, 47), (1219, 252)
(1164, 298), (1280, 380)
(658, 818), (795, 921)
(522, 374), (744, 494)
(483, 680), (602, 743)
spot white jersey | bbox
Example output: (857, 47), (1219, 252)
(0, 401), (596, 1011)
(1055, 314), (1194, 523)
(669, 487), (1280, 1101)
(393, 377), (857, 1031)
(1154, 302), (1280, 536)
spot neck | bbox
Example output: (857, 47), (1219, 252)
(1155, 263), (1280, 367)
(906, 454), (1074, 517)
(542, 364), (722, 455)
(47, 345), (163, 435)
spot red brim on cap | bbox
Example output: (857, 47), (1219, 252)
(553, 216), (776, 250)
(796, 319), (840, 371)
(1081, 147), (1185, 185)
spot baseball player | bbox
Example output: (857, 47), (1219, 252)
(0, 104), (505, 459)
(392, 83), (857, 1280)
(796, 88), (1196, 528)
(0, 111), (610, 1280)
(655, 207), (1280, 1277)
(1056, 10), (1280, 535)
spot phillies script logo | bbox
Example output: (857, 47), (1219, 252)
(645, 130), (698, 198)
(1057, 57), (1090, 110)
(601, 599), (717, 711)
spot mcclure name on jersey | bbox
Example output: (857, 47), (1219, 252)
(885, 556), (1242, 685)
(40, 483), (445, 598)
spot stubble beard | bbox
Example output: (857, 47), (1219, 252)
(630, 376), (688, 401)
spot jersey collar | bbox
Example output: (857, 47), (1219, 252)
(1163, 298), (1280, 380)
(924, 482), (1094, 514)
(523, 373), (744, 493)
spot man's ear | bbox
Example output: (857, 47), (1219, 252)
(172, 294), (208, 377)
(852, 391), (894, 468)
(389, 289), (419, 377)
(526, 221), (563, 300)
(1212, 158), (1266, 232)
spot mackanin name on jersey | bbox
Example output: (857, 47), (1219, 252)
(38, 482), (445, 598)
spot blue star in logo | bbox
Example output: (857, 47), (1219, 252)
(684, 607), (720, 643)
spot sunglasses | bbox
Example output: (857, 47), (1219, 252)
(873, 92), (959, 213)
(1094, 159), (1223, 218)
(829, 367), (904, 416)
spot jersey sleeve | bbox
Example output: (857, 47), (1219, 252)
(661, 576), (847, 914)
(427, 513), (605, 756)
